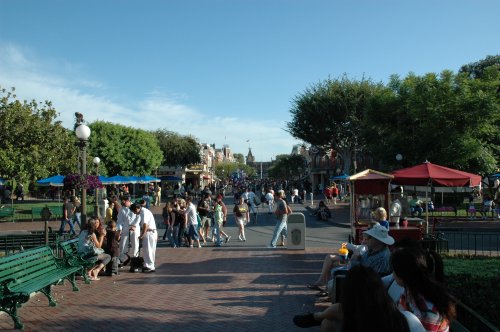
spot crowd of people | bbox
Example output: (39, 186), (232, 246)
(294, 223), (457, 332)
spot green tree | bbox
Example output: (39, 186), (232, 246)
(153, 129), (201, 167)
(0, 86), (76, 183)
(89, 121), (163, 176)
(233, 153), (244, 164)
(459, 54), (500, 80)
(363, 69), (499, 174)
(287, 76), (384, 174)
(268, 154), (306, 179)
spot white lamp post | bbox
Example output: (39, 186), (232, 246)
(75, 124), (91, 228)
(93, 156), (100, 218)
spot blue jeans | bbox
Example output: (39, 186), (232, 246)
(73, 212), (81, 230)
(213, 221), (222, 245)
(59, 218), (76, 235)
(166, 225), (180, 247)
(270, 219), (287, 247)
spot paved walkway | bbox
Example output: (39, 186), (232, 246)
(0, 200), (350, 331)
(1, 198), (498, 331)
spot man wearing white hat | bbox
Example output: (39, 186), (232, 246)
(349, 223), (394, 275)
(296, 224), (395, 328)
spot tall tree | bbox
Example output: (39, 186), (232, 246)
(363, 69), (499, 174)
(0, 86), (76, 183)
(154, 129), (201, 167)
(89, 121), (163, 176)
(268, 154), (306, 179)
(233, 153), (244, 164)
(287, 76), (384, 174)
(459, 54), (500, 80)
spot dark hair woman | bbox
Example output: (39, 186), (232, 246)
(391, 246), (456, 332)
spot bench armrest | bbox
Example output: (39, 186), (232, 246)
(0, 278), (15, 293)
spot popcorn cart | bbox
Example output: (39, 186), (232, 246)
(348, 169), (421, 244)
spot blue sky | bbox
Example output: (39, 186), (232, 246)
(1, 0), (499, 161)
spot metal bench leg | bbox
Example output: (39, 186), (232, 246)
(66, 273), (80, 291)
(40, 285), (57, 307)
(1, 294), (29, 329)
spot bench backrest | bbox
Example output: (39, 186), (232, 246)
(0, 246), (59, 289)
(0, 233), (59, 255)
(59, 238), (80, 256)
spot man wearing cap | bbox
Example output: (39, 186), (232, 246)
(117, 196), (135, 266)
(131, 202), (157, 273)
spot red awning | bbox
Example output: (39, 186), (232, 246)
(392, 162), (481, 187)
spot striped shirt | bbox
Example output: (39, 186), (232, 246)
(398, 291), (449, 332)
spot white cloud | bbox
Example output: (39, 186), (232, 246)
(0, 43), (300, 161)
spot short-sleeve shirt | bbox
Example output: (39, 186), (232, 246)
(276, 199), (288, 222)
(140, 207), (156, 230)
(351, 246), (392, 275)
(186, 202), (198, 226)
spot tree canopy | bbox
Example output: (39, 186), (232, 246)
(267, 154), (306, 179)
(0, 87), (76, 183)
(154, 129), (201, 167)
(363, 69), (499, 174)
(287, 76), (384, 174)
(89, 121), (163, 176)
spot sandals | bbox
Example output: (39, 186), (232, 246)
(306, 284), (323, 291)
(316, 290), (329, 297)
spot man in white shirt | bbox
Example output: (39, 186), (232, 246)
(184, 195), (201, 248)
(117, 196), (135, 265)
(131, 202), (158, 273)
(265, 189), (274, 214)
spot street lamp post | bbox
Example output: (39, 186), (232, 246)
(75, 123), (91, 229)
(93, 156), (100, 218)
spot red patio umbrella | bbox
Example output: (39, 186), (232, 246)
(392, 162), (481, 233)
(392, 162), (481, 187)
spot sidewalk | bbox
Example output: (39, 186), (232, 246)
(0, 202), (340, 331)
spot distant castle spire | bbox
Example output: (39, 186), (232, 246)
(246, 148), (255, 163)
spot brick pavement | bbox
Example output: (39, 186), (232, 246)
(0, 201), (349, 331)
(2, 199), (497, 331)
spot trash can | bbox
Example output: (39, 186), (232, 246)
(287, 212), (306, 249)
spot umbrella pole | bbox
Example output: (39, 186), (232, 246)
(425, 183), (429, 235)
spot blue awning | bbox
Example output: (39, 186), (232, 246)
(330, 174), (349, 180)
(36, 175), (65, 187)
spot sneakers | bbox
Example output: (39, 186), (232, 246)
(293, 313), (321, 328)
(198, 244), (202, 248)
(267, 245), (276, 248)
(225, 235), (231, 243)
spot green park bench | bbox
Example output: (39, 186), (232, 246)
(0, 207), (15, 221)
(0, 232), (60, 256)
(0, 245), (82, 329)
(59, 238), (97, 285)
